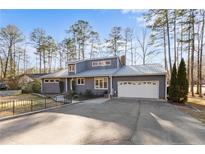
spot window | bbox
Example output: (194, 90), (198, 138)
(94, 77), (108, 89)
(92, 60), (111, 67)
(77, 78), (85, 85)
(92, 61), (98, 67)
(68, 65), (75, 72)
(44, 79), (59, 83)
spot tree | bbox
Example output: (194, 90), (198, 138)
(168, 63), (178, 102)
(62, 38), (76, 62)
(106, 26), (123, 56)
(89, 31), (100, 58)
(199, 10), (205, 97)
(124, 27), (133, 63)
(136, 28), (160, 64)
(0, 25), (24, 78)
(190, 9), (195, 97)
(165, 10), (172, 73)
(177, 58), (189, 103)
(45, 36), (57, 73)
(68, 20), (92, 60)
(144, 10), (171, 75)
(30, 28), (46, 73)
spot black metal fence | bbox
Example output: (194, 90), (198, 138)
(0, 97), (67, 118)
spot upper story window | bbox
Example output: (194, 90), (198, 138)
(68, 65), (75, 72)
(92, 60), (111, 67)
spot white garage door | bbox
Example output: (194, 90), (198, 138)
(118, 81), (159, 98)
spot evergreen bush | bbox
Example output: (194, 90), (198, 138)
(168, 63), (178, 102)
(177, 58), (189, 103)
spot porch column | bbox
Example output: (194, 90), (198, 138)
(70, 78), (73, 90)
(41, 79), (43, 93)
(165, 75), (167, 100)
(109, 76), (113, 97)
(65, 78), (68, 92)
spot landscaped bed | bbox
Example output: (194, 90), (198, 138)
(176, 97), (205, 124)
(0, 94), (63, 118)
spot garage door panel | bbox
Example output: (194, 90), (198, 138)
(118, 81), (159, 98)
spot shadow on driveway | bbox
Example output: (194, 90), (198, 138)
(0, 98), (205, 144)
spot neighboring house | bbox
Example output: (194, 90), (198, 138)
(40, 56), (167, 99)
(18, 73), (49, 85)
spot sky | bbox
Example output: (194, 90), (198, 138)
(0, 9), (163, 67)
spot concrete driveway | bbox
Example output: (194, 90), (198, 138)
(0, 98), (205, 144)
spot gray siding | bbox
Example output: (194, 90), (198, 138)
(42, 79), (67, 94)
(42, 75), (166, 99)
(112, 75), (166, 99)
(86, 57), (118, 70)
(75, 57), (120, 74)
(74, 77), (110, 96)
(76, 61), (87, 73)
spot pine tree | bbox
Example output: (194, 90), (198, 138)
(177, 58), (189, 103)
(169, 63), (178, 102)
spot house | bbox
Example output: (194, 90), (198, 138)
(18, 73), (49, 85)
(40, 56), (167, 99)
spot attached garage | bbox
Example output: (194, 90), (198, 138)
(117, 81), (159, 98)
(112, 65), (167, 99)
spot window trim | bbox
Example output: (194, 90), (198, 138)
(76, 78), (85, 85)
(92, 60), (111, 67)
(94, 77), (108, 90)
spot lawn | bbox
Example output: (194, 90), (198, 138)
(178, 97), (205, 124)
(0, 94), (62, 118)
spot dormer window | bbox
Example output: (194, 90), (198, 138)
(92, 60), (111, 67)
(68, 65), (75, 72)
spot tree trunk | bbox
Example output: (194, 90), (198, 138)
(90, 42), (94, 59)
(174, 10), (177, 65)
(199, 10), (205, 97)
(188, 22), (191, 92)
(180, 21), (183, 62)
(191, 10), (195, 97)
(165, 10), (172, 73)
(125, 38), (127, 59)
(197, 24), (201, 94)
(131, 39), (133, 65)
(163, 27), (168, 74)
(39, 50), (42, 73)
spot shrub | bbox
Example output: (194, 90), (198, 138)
(32, 79), (41, 93)
(177, 58), (189, 103)
(168, 63), (178, 102)
(21, 83), (33, 93)
(22, 79), (41, 93)
(83, 89), (93, 98)
(6, 78), (20, 90)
